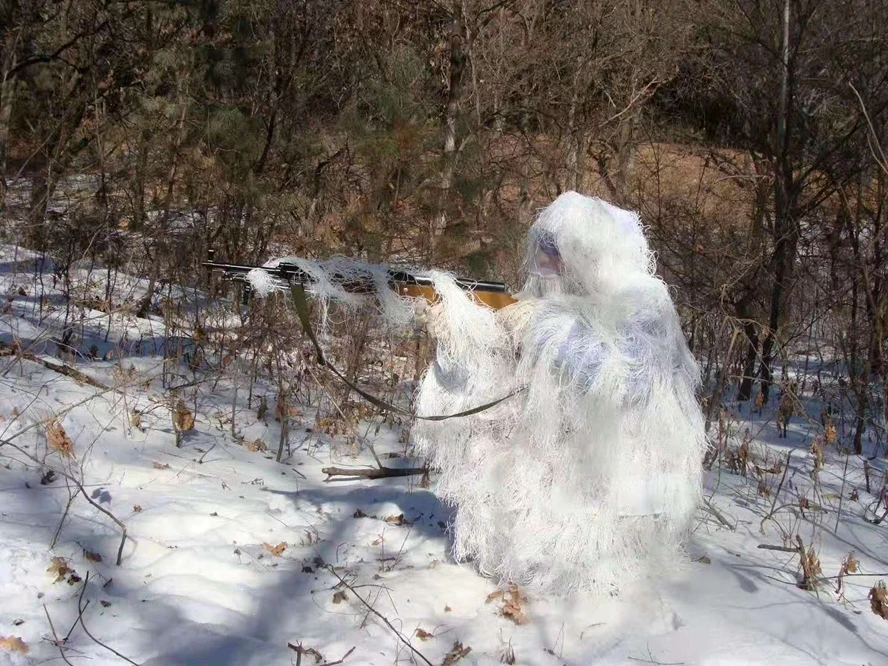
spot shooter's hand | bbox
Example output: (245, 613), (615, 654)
(414, 298), (445, 339)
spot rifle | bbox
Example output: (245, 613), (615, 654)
(202, 250), (517, 310)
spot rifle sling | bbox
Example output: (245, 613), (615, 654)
(289, 284), (524, 421)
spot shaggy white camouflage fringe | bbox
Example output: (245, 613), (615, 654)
(413, 192), (706, 595)
(249, 191), (706, 596)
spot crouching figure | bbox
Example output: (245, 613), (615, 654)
(413, 192), (706, 596)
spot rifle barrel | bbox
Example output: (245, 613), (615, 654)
(202, 260), (509, 294)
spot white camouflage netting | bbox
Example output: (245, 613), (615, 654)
(249, 191), (706, 596)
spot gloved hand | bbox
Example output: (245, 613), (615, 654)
(414, 298), (445, 339)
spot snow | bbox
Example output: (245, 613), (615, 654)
(0, 246), (886, 666)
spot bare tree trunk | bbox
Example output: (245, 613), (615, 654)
(0, 30), (17, 204)
(758, 0), (797, 404)
(433, 3), (467, 252)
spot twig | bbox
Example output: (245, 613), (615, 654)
(51, 481), (77, 548)
(322, 465), (428, 481)
(757, 543), (801, 553)
(1, 440), (129, 565)
(701, 497), (735, 530)
(324, 565), (433, 666)
(287, 642), (354, 666)
(835, 451), (851, 532)
(760, 450), (793, 532)
(321, 647), (356, 665)
(76, 573), (141, 665)
(43, 604), (76, 666)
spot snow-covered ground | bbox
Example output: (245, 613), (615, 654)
(0, 246), (887, 666)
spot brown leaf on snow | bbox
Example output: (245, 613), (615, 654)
(245, 438), (267, 453)
(414, 627), (433, 641)
(84, 549), (103, 563)
(0, 636), (28, 654)
(263, 542), (287, 557)
(332, 590), (348, 604)
(46, 419), (74, 457)
(442, 641), (472, 665)
(869, 581), (888, 620)
(172, 400), (195, 432)
(47, 556), (74, 583)
(152, 462), (171, 470)
(487, 583), (529, 625)
(133, 505), (143, 513)
(385, 513), (410, 526)
(502, 600), (528, 625)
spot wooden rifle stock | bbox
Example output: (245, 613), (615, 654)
(202, 251), (517, 310)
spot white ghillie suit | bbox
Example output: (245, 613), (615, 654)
(413, 192), (706, 595)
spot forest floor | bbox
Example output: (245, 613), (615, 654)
(0, 245), (887, 666)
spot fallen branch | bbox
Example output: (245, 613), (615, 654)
(757, 543), (801, 554)
(287, 643), (356, 666)
(322, 465), (427, 481)
(324, 565), (433, 666)
(702, 497), (735, 530)
(0, 342), (109, 389)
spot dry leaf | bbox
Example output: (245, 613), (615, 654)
(443, 641), (472, 665)
(487, 583), (528, 624)
(46, 419), (74, 457)
(47, 556), (73, 583)
(263, 542), (287, 556)
(245, 438), (267, 453)
(502, 600), (528, 625)
(824, 422), (837, 444)
(0, 636), (28, 654)
(152, 462), (171, 470)
(332, 590), (348, 604)
(444, 604), (452, 613)
(133, 505), (143, 513)
(84, 549), (103, 563)
(845, 554), (859, 574)
(172, 400), (195, 432)
(869, 581), (888, 620)
(415, 628), (433, 641)
(385, 513), (410, 526)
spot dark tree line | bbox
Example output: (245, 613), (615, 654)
(2, 0), (888, 451)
